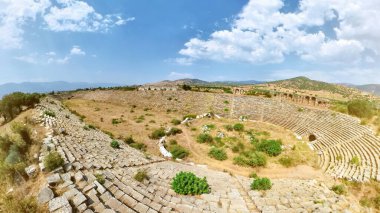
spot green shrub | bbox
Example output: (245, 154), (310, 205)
(168, 145), (189, 159)
(197, 134), (213, 144)
(224, 125), (233, 131)
(129, 142), (147, 151)
(44, 151), (64, 171)
(250, 177), (272, 190)
(0, 134), (12, 152)
(279, 156), (294, 167)
(231, 142), (245, 153)
(150, 128), (166, 139)
(373, 196), (380, 209)
(208, 147), (227, 161)
(112, 118), (123, 125)
(331, 184), (346, 195)
(233, 123), (244, 132)
(347, 99), (375, 119)
(167, 127), (183, 136)
(249, 172), (258, 178)
(95, 173), (105, 184)
(11, 122), (32, 145)
(134, 170), (148, 182)
(256, 139), (282, 156)
(350, 156), (360, 166)
(44, 110), (56, 117)
(171, 119), (181, 125)
(110, 140), (120, 149)
(171, 172), (210, 195)
(233, 151), (267, 167)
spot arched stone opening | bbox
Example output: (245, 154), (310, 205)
(309, 134), (317, 142)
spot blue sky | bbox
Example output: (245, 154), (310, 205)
(1, 0), (379, 85)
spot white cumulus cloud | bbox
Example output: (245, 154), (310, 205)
(179, 0), (380, 66)
(70, 45), (85, 55)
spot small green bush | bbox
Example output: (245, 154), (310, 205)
(167, 127), (183, 136)
(197, 134), (213, 144)
(171, 172), (210, 195)
(350, 156), (360, 166)
(4, 145), (22, 165)
(171, 119), (181, 125)
(233, 151), (267, 167)
(150, 128), (166, 139)
(224, 125), (233, 131)
(168, 145), (189, 159)
(331, 184), (346, 195)
(44, 110), (56, 117)
(347, 99), (375, 119)
(134, 170), (148, 182)
(249, 172), (258, 178)
(250, 177), (272, 190)
(95, 173), (105, 184)
(129, 142), (147, 151)
(110, 140), (120, 149)
(279, 156), (294, 167)
(208, 147), (227, 161)
(44, 151), (64, 171)
(233, 123), (244, 132)
(256, 139), (282, 156)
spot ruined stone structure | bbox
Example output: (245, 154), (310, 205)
(273, 92), (330, 108)
(232, 87), (245, 95)
(138, 86), (178, 91)
(34, 96), (361, 212)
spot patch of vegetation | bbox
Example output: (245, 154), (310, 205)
(0, 194), (42, 213)
(196, 133), (214, 144)
(233, 151), (267, 167)
(166, 127), (183, 136)
(110, 140), (120, 149)
(223, 100), (229, 104)
(123, 136), (147, 151)
(171, 172), (210, 195)
(150, 128), (166, 139)
(224, 125), (233, 131)
(350, 156), (360, 166)
(0, 92), (42, 123)
(171, 119), (181, 125)
(256, 139), (282, 156)
(208, 147), (227, 161)
(347, 99), (375, 119)
(182, 85), (192, 91)
(331, 184), (346, 195)
(134, 170), (148, 182)
(112, 118), (123, 125)
(249, 172), (258, 179)
(44, 151), (64, 172)
(246, 88), (272, 98)
(168, 144), (189, 159)
(44, 110), (56, 117)
(278, 156), (294, 167)
(233, 123), (244, 132)
(250, 177), (272, 190)
(95, 173), (105, 184)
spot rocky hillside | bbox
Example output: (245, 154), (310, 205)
(268, 76), (360, 97)
(147, 78), (263, 87)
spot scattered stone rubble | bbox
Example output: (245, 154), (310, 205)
(33, 96), (364, 212)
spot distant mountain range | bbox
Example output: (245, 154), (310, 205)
(148, 78), (264, 86)
(0, 81), (120, 98)
(1, 77), (379, 99)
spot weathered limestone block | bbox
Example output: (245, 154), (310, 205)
(49, 196), (72, 212)
(38, 187), (54, 204)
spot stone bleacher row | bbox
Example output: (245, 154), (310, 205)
(228, 95), (380, 182)
(35, 98), (255, 213)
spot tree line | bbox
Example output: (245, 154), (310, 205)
(0, 92), (43, 123)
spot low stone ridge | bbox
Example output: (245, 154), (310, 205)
(34, 97), (362, 212)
